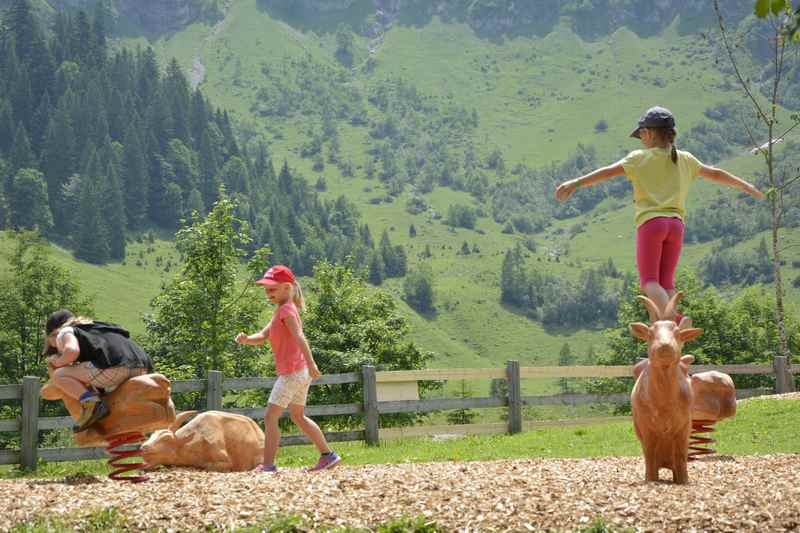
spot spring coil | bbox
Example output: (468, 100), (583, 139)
(106, 432), (148, 483)
(688, 419), (717, 460)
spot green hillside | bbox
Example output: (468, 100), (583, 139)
(135, 1), (800, 365)
(3, 0), (798, 370)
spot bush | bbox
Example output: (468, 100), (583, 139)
(406, 195), (428, 215)
(446, 204), (478, 229)
(403, 264), (435, 313)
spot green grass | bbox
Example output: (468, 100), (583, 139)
(3, 398), (796, 480)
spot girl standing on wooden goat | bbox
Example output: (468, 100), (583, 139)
(235, 265), (341, 472)
(555, 106), (763, 320)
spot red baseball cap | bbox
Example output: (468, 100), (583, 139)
(256, 265), (296, 286)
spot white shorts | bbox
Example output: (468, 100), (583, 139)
(268, 368), (312, 408)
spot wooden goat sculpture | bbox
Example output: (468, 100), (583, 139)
(630, 292), (703, 484)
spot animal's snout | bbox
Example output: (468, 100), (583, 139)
(652, 341), (678, 361)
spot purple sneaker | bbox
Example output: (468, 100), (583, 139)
(307, 452), (341, 472)
(254, 464), (278, 473)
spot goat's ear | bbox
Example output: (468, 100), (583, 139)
(678, 328), (704, 343)
(680, 354), (695, 366)
(629, 322), (651, 341)
(174, 432), (193, 448)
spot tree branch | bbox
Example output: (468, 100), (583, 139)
(713, 0), (770, 124)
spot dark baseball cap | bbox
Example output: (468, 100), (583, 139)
(42, 309), (74, 355)
(46, 309), (75, 335)
(630, 106), (676, 138)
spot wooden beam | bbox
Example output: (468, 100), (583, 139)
(378, 397), (505, 414)
(0, 384), (22, 400)
(281, 431), (364, 446)
(362, 365), (379, 446)
(21, 376), (40, 471)
(376, 368), (506, 383)
(170, 380), (206, 393)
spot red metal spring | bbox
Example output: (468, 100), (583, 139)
(106, 432), (148, 483)
(688, 419), (717, 460)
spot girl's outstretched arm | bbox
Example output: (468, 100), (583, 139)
(555, 163), (625, 202)
(698, 164), (763, 199)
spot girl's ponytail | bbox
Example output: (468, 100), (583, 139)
(667, 128), (677, 164)
(291, 282), (305, 312)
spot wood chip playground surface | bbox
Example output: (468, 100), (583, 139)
(3, 454), (799, 532)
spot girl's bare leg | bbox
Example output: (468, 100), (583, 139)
(288, 403), (331, 454)
(263, 403), (284, 466)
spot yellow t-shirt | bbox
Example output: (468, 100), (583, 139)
(620, 148), (703, 227)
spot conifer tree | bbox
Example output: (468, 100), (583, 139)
(41, 104), (76, 227)
(122, 121), (149, 228)
(0, 99), (17, 154)
(11, 122), (35, 172)
(30, 90), (51, 152)
(104, 160), (126, 260)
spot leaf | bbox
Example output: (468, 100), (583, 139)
(771, 0), (788, 15)
(755, 0), (771, 17)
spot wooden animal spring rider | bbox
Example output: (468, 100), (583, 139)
(42, 371), (176, 482)
(687, 368), (736, 460)
(630, 293), (736, 484)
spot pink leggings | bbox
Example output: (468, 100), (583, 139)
(636, 217), (684, 290)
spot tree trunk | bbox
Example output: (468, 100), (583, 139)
(770, 192), (795, 391)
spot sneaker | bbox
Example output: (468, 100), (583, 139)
(254, 464), (278, 473)
(307, 452), (341, 472)
(74, 395), (100, 426)
(73, 400), (110, 433)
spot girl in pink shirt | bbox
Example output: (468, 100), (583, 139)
(235, 265), (341, 472)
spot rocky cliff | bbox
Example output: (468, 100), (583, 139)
(9, 0), (752, 39)
(13, 0), (223, 35)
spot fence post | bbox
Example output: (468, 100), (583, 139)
(774, 356), (791, 394)
(21, 376), (40, 471)
(362, 365), (379, 446)
(506, 360), (522, 435)
(207, 370), (223, 411)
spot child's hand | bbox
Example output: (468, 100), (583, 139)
(234, 332), (249, 345)
(555, 180), (578, 202)
(308, 365), (322, 380)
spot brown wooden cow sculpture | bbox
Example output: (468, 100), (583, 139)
(140, 410), (265, 472)
(630, 292), (703, 484)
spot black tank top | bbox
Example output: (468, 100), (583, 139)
(72, 322), (153, 371)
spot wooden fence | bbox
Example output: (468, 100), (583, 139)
(0, 356), (797, 471)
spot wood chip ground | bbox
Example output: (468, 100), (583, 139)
(3, 454), (799, 531)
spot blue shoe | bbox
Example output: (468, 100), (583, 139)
(307, 452), (341, 472)
(254, 464), (278, 473)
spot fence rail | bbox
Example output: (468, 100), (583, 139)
(1, 356), (796, 471)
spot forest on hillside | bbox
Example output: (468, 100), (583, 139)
(0, 0), (410, 280)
